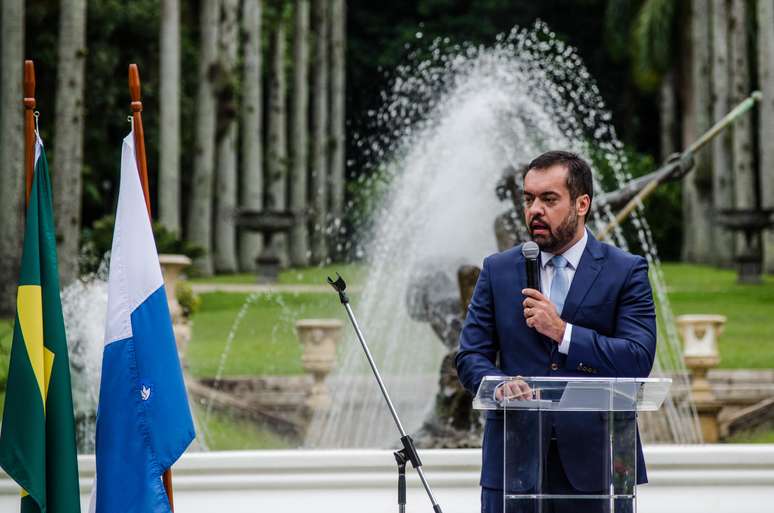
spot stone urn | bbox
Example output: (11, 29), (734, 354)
(296, 319), (343, 412)
(676, 314), (725, 442)
(158, 254), (192, 362)
(158, 254), (192, 322)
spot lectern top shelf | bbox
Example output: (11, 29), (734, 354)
(473, 375), (672, 412)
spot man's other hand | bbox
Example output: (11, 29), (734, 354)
(495, 378), (533, 401)
(522, 288), (566, 342)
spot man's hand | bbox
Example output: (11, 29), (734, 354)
(522, 288), (566, 342)
(495, 377), (533, 401)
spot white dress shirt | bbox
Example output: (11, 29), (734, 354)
(539, 229), (588, 354)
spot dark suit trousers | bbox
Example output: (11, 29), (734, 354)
(481, 438), (634, 513)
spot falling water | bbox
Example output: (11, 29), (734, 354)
(306, 22), (701, 448)
(61, 264), (109, 452)
(200, 291), (260, 432)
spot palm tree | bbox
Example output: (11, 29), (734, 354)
(310, 0), (330, 264)
(159, 0), (182, 234)
(758, 0), (774, 272)
(329, 0), (346, 257)
(290, 0), (310, 266)
(239, 0), (264, 271)
(54, 0), (88, 285)
(267, 2), (289, 265)
(214, 0), (240, 273)
(0, 0), (25, 315)
(188, 0), (220, 275)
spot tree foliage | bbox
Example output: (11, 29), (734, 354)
(604, 0), (680, 90)
(19, 0), (682, 264)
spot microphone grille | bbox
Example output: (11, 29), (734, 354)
(522, 241), (540, 259)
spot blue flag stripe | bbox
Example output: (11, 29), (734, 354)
(95, 286), (194, 513)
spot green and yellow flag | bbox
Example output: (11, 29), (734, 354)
(0, 135), (81, 513)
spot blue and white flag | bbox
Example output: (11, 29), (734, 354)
(92, 131), (195, 513)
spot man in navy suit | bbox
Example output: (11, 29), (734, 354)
(456, 151), (656, 513)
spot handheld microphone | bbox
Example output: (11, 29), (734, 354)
(522, 241), (541, 291)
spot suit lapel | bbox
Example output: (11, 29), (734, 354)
(561, 231), (605, 322)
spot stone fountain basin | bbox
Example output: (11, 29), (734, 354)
(716, 209), (774, 230)
(1, 447), (772, 513)
(236, 209), (296, 233)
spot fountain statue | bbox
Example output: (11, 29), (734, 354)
(407, 158), (702, 446)
(306, 23), (758, 450)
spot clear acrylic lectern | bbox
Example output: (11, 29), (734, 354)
(474, 377), (671, 513)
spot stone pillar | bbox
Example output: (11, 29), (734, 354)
(677, 314), (725, 442)
(297, 319), (343, 411)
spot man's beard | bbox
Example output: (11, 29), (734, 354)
(530, 209), (579, 253)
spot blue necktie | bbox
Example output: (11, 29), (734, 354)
(549, 255), (569, 315)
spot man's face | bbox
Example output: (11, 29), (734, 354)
(523, 164), (588, 253)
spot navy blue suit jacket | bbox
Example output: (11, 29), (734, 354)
(455, 230), (656, 491)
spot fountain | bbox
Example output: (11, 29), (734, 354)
(61, 266), (110, 452)
(716, 208), (774, 284)
(236, 209), (297, 282)
(306, 22), (703, 449)
(58, 21), (754, 454)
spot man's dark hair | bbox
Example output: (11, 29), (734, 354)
(523, 150), (594, 204)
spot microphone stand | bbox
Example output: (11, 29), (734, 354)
(327, 273), (444, 513)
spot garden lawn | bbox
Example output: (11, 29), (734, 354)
(0, 318), (11, 402)
(186, 291), (352, 378)
(659, 263), (774, 369)
(194, 404), (294, 450)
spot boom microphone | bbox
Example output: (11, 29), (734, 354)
(522, 241), (541, 291)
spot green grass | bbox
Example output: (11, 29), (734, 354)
(660, 263), (774, 368)
(186, 291), (351, 378)
(194, 404), (294, 450)
(0, 318), (12, 395)
(0, 319), (11, 339)
(189, 263), (366, 287)
(725, 428), (774, 444)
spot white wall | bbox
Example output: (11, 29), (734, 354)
(1, 446), (772, 513)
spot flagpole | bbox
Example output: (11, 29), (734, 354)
(23, 60), (36, 208)
(128, 64), (152, 218)
(128, 63), (175, 511)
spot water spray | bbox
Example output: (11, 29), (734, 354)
(327, 273), (443, 513)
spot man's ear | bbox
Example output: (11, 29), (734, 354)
(576, 194), (591, 217)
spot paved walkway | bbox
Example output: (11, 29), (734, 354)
(190, 282), (359, 294)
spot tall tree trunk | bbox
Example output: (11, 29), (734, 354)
(188, 0), (220, 275)
(311, 0), (329, 264)
(329, 0), (346, 259)
(710, 0), (735, 265)
(682, 0), (715, 263)
(159, 0), (181, 234)
(730, 0), (755, 212)
(758, 0), (774, 273)
(214, 0), (240, 273)
(239, 0), (263, 272)
(729, 0), (756, 262)
(659, 70), (677, 161)
(53, 0), (87, 286)
(267, 11), (289, 265)
(0, 0), (25, 316)
(289, 0), (310, 266)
